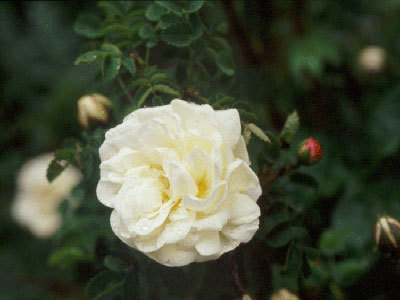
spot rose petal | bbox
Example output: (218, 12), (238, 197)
(227, 193), (261, 225)
(215, 108), (241, 149)
(149, 244), (197, 267)
(194, 210), (229, 231)
(195, 231), (221, 256)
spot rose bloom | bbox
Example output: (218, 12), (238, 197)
(12, 153), (81, 238)
(97, 99), (261, 266)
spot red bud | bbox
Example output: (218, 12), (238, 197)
(297, 138), (322, 165)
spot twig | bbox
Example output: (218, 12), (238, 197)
(117, 76), (134, 103)
(230, 250), (246, 298)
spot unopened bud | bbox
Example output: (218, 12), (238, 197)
(297, 138), (322, 165)
(77, 93), (111, 128)
(242, 294), (252, 300)
(359, 46), (386, 72)
(374, 215), (400, 257)
(270, 289), (299, 300)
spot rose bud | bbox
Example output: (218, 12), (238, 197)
(374, 215), (400, 257)
(242, 294), (252, 300)
(270, 289), (299, 300)
(297, 138), (322, 165)
(77, 93), (111, 128)
(359, 45), (386, 72)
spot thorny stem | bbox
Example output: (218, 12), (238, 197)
(117, 76), (134, 103)
(230, 250), (246, 298)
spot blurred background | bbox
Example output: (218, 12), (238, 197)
(2, 1), (400, 299)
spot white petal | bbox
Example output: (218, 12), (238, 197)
(227, 193), (260, 225)
(195, 231), (221, 256)
(165, 162), (198, 199)
(170, 99), (219, 134)
(159, 210), (195, 244)
(182, 182), (226, 211)
(96, 179), (120, 208)
(215, 108), (241, 149)
(150, 244), (197, 267)
(227, 160), (261, 199)
(222, 219), (259, 242)
(233, 136), (250, 164)
(194, 210), (229, 231)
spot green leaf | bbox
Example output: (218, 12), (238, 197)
(155, 1), (183, 15)
(86, 271), (125, 300)
(279, 110), (299, 145)
(47, 159), (67, 182)
(134, 86), (153, 108)
(48, 247), (85, 268)
(189, 13), (203, 40)
(160, 14), (181, 29)
(289, 172), (318, 189)
(122, 57), (136, 75)
(319, 229), (349, 256)
(216, 50), (235, 76)
(333, 259), (368, 287)
(185, 0), (204, 13)
(139, 24), (153, 39)
(104, 256), (125, 272)
(258, 210), (290, 238)
(74, 51), (102, 65)
(102, 56), (121, 81)
(146, 3), (167, 21)
(54, 148), (75, 161)
(267, 226), (309, 248)
(153, 84), (181, 97)
(98, 1), (124, 18)
(73, 12), (103, 38)
(151, 72), (171, 84)
(100, 43), (122, 56)
(161, 21), (194, 47)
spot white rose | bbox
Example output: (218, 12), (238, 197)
(97, 99), (261, 266)
(12, 153), (81, 238)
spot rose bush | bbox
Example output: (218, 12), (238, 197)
(97, 99), (261, 266)
(12, 153), (81, 238)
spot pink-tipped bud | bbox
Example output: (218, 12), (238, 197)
(297, 138), (322, 165)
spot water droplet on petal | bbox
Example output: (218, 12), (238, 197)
(142, 225), (148, 232)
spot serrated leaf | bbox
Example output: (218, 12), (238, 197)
(160, 14), (181, 29)
(134, 86), (153, 108)
(101, 43), (122, 56)
(146, 3), (167, 21)
(47, 159), (67, 182)
(122, 57), (136, 75)
(86, 271), (125, 300)
(155, 0), (183, 15)
(280, 111), (299, 145)
(150, 72), (171, 83)
(74, 51), (102, 65)
(246, 123), (271, 143)
(98, 1), (124, 18)
(101, 23), (135, 35)
(216, 50), (235, 76)
(102, 56), (121, 81)
(153, 84), (181, 97)
(73, 12), (103, 38)
(161, 21), (194, 47)
(139, 24), (153, 39)
(48, 247), (85, 268)
(186, 0), (204, 13)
